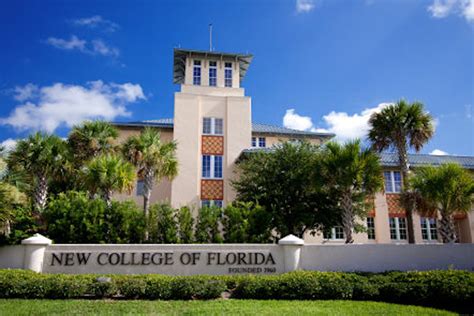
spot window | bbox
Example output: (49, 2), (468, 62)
(251, 137), (266, 148)
(193, 60), (201, 85)
(202, 155), (211, 178)
(209, 61), (217, 86)
(384, 171), (402, 193)
(136, 180), (144, 196)
(214, 156), (223, 178)
(203, 117), (223, 135)
(421, 217), (438, 241)
(201, 200), (223, 208)
(389, 217), (407, 241)
(367, 217), (376, 240)
(202, 155), (223, 179)
(323, 226), (345, 240)
(225, 62), (232, 87)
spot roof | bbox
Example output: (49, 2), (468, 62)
(379, 152), (474, 170)
(112, 119), (335, 138)
(241, 148), (474, 170)
(173, 48), (253, 84)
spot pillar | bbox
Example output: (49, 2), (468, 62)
(278, 234), (304, 272)
(21, 233), (52, 272)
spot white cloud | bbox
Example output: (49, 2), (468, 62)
(296, 0), (316, 13)
(1, 81), (145, 133)
(316, 103), (392, 142)
(430, 149), (449, 155)
(428, 0), (474, 22)
(13, 83), (38, 101)
(91, 39), (119, 57)
(72, 15), (119, 32)
(46, 35), (87, 51)
(463, 0), (474, 21)
(1, 138), (17, 152)
(45, 36), (119, 57)
(283, 103), (392, 142)
(283, 109), (314, 131)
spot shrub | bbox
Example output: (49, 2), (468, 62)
(222, 202), (273, 243)
(148, 203), (178, 244)
(0, 269), (472, 311)
(194, 206), (223, 243)
(177, 206), (194, 243)
(43, 191), (145, 243)
(0, 207), (38, 246)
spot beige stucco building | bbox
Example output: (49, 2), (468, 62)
(114, 48), (474, 244)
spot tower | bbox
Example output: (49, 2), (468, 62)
(170, 49), (253, 211)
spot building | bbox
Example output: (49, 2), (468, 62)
(113, 48), (474, 244)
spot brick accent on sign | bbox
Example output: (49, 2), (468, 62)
(386, 194), (406, 217)
(202, 136), (224, 155)
(201, 179), (224, 200)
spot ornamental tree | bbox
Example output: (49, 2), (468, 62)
(368, 100), (434, 243)
(317, 140), (383, 243)
(410, 163), (474, 243)
(233, 141), (340, 238)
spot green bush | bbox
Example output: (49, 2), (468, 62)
(0, 207), (38, 246)
(0, 269), (472, 311)
(148, 203), (178, 244)
(222, 202), (273, 243)
(43, 191), (145, 243)
(177, 206), (194, 243)
(194, 206), (223, 243)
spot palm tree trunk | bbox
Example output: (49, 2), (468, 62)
(143, 168), (154, 241)
(396, 141), (416, 244)
(104, 189), (113, 208)
(341, 190), (354, 244)
(34, 172), (48, 214)
(439, 211), (456, 243)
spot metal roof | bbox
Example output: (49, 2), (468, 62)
(252, 123), (335, 138)
(379, 152), (474, 169)
(113, 119), (334, 138)
(241, 148), (474, 170)
(173, 48), (253, 84)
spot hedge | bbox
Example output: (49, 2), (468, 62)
(0, 270), (472, 312)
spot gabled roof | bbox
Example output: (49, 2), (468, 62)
(173, 48), (253, 84)
(241, 147), (474, 170)
(112, 119), (335, 138)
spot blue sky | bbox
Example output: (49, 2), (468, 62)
(0, 0), (473, 155)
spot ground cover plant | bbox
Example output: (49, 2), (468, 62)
(0, 270), (472, 313)
(0, 299), (455, 316)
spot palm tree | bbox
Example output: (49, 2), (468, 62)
(368, 100), (434, 243)
(68, 121), (119, 166)
(83, 154), (136, 207)
(318, 140), (383, 243)
(410, 163), (474, 243)
(122, 128), (178, 240)
(7, 132), (68, 213)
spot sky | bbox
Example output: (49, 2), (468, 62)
(0, 0), (473, 155)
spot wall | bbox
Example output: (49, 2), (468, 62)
(301, 244), (474, 272)
(2, 240), (473, 274)
(0, 245), (24, 269)
(171, 83), (251, 210)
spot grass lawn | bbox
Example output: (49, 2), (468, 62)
(0, 299), (455, 315)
